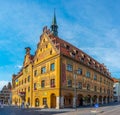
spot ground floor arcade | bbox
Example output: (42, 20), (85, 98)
(12, 90), (113, 109)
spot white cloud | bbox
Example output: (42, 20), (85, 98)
(15, 65), (22, 69)
(0, 80), (9, 90)
(81, 47), (120, 77)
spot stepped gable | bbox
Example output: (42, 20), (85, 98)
(48, 33), (111, 79)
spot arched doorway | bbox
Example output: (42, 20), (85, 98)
(103, 96), (106, 104)
(35, 98), (39, 107)
(107, 96), (110, 103)
(51, 94), (56, 108)
(84, 95), (91, 106)
(77, 94), (83, 106)
(99, 96), (102, 104)
(64, 93), (73, 107)
(93, 95), (97, 104)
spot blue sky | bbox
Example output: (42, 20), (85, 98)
(0, 0), (120, 89)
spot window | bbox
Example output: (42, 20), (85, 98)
(78, 82), (82, 89)
(80, 57), (84, 62)
(34, 70), (37, 76)
(28, 76), (30, 82)
(70, 52), (75, 58)
(100, 87), (102, 93)
(86, 71), (90, 78)
(28, 86), (30, 92)
(104, 79), (106, 84)
(104, 88), (106, 93)
(77, 68), (82, 75)
(100, 77), (102, 82)
(34, 83), (37, 90)
(114, 91), (116, 94)
(94, 74), (97, 80)
(41, 80), (45, 88)
(50, 50), (52, 55)
(67, 80), (72, 87)
(50, 63), (55, 71)
(107, 89), (110, 95)
(24, 78), (26, 83)
(43, 98), (47, 105)
(22, 80), (23, 84)
(87, 84), (90, 90)
(41, 67), (46, 74)
(66, 45), (70, 50)
(50, 79), (55, 87)
(43, 39), (45, 42)
(94, 86), (97, 92)
(66, 64), (73, 72)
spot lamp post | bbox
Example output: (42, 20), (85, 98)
(74, 70), (77, 110)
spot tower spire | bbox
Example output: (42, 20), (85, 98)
(51, 9), (58, 36)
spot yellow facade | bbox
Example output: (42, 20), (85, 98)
(12, 17), (113, 109)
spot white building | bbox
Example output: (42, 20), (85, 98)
(113, 78), (120, 102)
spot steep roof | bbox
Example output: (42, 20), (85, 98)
(112, 78), (119, 83)
(48, 33), (112, 80)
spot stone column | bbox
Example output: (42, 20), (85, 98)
(97, 98), (99, 104)
(90, 97), (93, 106)
(112, 97), (114, 102)
(105, 98), (108, 104)
(56, 96), (60, 109)
(73, 97), (76, 108)
(102, 97), (104, 104)
(60, 96), (64, 108)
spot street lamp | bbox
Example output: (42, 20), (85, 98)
(74, 70), (78, 110)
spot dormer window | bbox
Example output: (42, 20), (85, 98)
(76, 50), (78, 54)
(50, 50), (52, 55)
(66, 45), (70, 50)
(73, 49), (78, 54)
(70, 52), (75, 58)
(43, 39), (45, 42)
(80, 57), (84, 62)
(88, 62), (91, 66)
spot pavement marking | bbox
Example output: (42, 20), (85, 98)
(100, 105), (120, 115)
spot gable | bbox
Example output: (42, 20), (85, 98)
(23, 47), (33, 67)
(34, 33), (59, 64)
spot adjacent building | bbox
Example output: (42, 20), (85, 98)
(0, 82), (12, 104)
(113, 78), (120, 102)
(12, 12), (113, 109)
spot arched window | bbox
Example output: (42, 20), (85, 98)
(35, 98), (39, 107)
(87, 84), (90, 90)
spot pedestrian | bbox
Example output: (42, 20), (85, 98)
(26, 103), (29, 108)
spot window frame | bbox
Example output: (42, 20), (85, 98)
(50, 63), (55, 71)
(41, 67), (46, 74)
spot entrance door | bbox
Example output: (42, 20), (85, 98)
(51, 94), (56, 108)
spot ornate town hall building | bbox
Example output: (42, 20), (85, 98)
(12, 12), (113, 109)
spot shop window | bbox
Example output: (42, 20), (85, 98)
(43, 98), (47, 105)
(35, 98), (39, 107)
